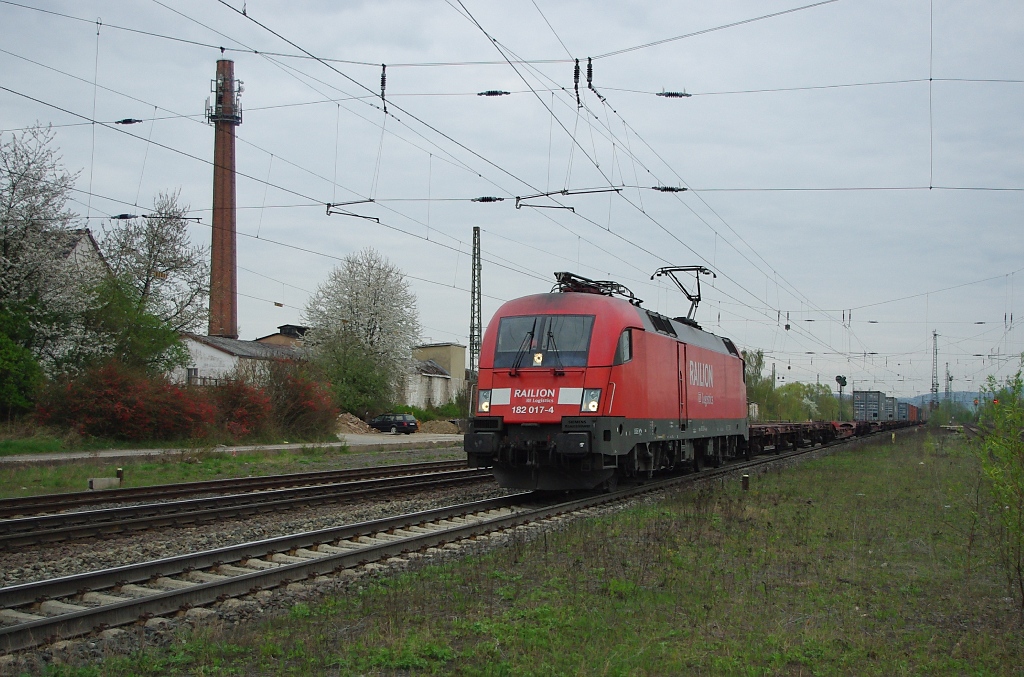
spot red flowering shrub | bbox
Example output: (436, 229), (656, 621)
(208, 380), (272, 440)
(36, 362), (215, 441)
(264, 361), (339, 439)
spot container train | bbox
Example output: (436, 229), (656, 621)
(853, 390), (921, 422)
(465, 270), (913, 491)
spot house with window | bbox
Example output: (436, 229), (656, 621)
(170, 333), (304, 385)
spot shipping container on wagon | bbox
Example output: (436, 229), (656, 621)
(853, 390), (886, 422)
(885, 397), (897, 421)
(898, 401), (909, 421)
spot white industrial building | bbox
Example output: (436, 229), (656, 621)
(170, 333), (303, 385)
(403, 343), (467, 409)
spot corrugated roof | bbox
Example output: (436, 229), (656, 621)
(185, 333), (306, 360)
(416, 358), (451, 377)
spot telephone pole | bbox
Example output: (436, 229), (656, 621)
(930, 330), (939, 410)
(206, 58), (242, 338)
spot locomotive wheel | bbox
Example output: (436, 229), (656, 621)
(602, 474), (619, 493)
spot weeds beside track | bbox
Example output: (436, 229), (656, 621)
(23, 429), (1019, 676)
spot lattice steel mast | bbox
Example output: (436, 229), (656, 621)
(469, 225), (482, 379)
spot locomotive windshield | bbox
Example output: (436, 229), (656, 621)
(493, 314), (594, 368)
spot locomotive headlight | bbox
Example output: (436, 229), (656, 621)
(581, 389), (602, 413)
(478, 389), (492, 413)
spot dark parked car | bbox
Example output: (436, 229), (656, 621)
(368, 413), (419, 434)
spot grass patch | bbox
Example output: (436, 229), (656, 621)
(0, 444), (359, 499)
(0, 436), (64, 456)
(0, 420), (340, 458)
(0, 435), (205, 458)
(34, 432), (1024, 675)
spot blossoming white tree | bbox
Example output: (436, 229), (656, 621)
(0, 126), (105, 372)
(304, 248), (421, 406)
(99, 190), (209, 333)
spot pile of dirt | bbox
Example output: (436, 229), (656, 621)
(336, 412), (379, 435)
(419, 419), (460, 434)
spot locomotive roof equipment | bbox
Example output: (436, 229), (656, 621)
(651, 265), (716, 321)
(551, 271), (643, 306)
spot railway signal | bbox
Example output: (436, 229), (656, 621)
(836, 375), (847, 420)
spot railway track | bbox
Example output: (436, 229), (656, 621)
(0, 466), (491, 550)
(0, 460), (468, 518)
(0, 429), (897, 654)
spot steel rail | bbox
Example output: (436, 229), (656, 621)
(0, 469), (492, 550)
(0, 496), (534, 653)
(0, 429), (903, 653)
(0, 460), (467, 519)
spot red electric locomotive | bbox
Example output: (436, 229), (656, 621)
(466, 270), (748, 491)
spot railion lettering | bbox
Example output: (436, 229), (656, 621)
(688, 361), (714, 389)
(514, 388), (556, 398)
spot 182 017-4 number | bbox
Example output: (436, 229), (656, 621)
(511, 406), (554, 414)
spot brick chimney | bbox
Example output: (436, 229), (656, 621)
(206, 59), (242, 338)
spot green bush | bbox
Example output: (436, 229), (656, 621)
(86, 276), (188, 374)
(0, 307), (42, 417)
(310, 339), (391, 417)
(973, 365), (1024, 620)
(263, 361), (339, 440)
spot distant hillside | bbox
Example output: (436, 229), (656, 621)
(904, 391), (982, 407)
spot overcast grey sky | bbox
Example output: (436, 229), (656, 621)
(2, 0), (1021, 398)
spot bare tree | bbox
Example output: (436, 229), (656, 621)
(304, 248), (420, 399)
(99, 191), (209, 332)
(0, 125), (106, 372)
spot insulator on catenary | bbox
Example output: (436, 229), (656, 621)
(651, 186), (687, 192)
(471, 196), (504, 202)
(586, 57), (606, 103)
(380, 64), (387, 114)
(574, 58), (581, 108)
(477, 90), (510, 96)
(656, 90), (692, 98)
(114, 119), (143, 125)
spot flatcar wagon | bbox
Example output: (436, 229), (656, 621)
(465, 271), (749, 491)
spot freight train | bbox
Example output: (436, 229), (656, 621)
(465, 270), (912, 491)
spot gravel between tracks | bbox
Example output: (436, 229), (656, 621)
(0, 446), (478, 587)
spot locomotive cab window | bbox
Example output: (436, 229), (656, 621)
(494, 314), (594, 368)
(613, 328), (633, 365)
